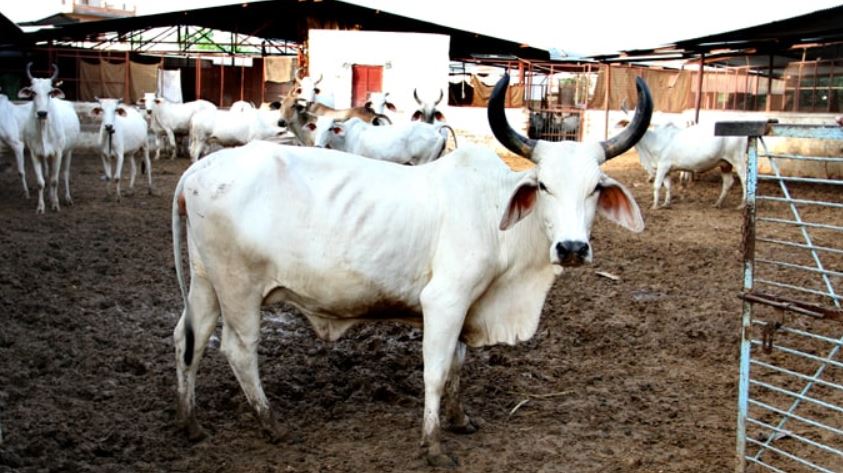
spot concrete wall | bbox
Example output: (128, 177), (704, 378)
(307, 29), (450, 117)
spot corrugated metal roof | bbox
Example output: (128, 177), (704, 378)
(18, 0), (550, 60)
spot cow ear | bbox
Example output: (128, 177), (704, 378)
(500, 172), (539, 231)
(17, 87), (33, 99)
(596, 175), (644, 233)
(411, 110), (422, 121)
(386, 102), (397, 112)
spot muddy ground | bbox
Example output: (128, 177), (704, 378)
(0, 141), (809, 473)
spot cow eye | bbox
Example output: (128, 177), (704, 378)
(538, 182), (548, 192)
(313, 88), (321, 94)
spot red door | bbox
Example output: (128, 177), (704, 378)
(351, 65), (383, 107)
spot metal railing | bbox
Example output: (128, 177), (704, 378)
(715, 121), (843, 473)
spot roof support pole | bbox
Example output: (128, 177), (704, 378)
(694, 53), (704, 124)
(766, 54), (773, 113)
(219, 62), (224, 107)
(794, 48), (806, 111)
(124, 51), (130, 102)
(195, 56), (201, 100)
(603, 63), (611, 140)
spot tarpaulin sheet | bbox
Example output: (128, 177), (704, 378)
(157, 69), (182, 103)
(264, 56), (296, 83)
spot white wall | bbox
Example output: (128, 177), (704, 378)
(307, 30), (450, 117)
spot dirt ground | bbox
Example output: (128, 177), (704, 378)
(0, 140), (777, 473)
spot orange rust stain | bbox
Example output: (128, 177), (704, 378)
(177, 192), (187, 217)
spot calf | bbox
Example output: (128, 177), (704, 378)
(18, 63), (80, 213)
(92, 98), (153, 200)
(312, 116), (455, 165)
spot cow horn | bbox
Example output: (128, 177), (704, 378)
(25, 62), (34, 80)
(314, 73), (323, 85)
(600, 76), (652, 163)
(413, 88), (422, 105)
(49, 63), (59, 82)
(435, 88), (444, 106)
(488, 73), (536, 160)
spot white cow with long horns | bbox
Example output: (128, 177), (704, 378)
(171, 73), (652, 466)
(18, 63), (80, 213)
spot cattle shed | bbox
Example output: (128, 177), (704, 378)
(0, 0), (550, 106)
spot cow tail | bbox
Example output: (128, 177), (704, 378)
(172, 174), (194, 366)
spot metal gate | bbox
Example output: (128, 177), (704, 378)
(716, 120), (843, 473)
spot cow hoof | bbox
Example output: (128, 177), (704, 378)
(426, 452), (458, 468)
(183, 420), (208, 442)
(446, 417), (479, 435)
(64, 197), (73, 206)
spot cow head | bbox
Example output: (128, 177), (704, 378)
(489, 73), (651, 267)
(411, 88), (445, 123)
(365, 92), (397, 115)
(311, 115), (346, 149)
(18, 63), (63, 121)
(294, 73), (323, 107)
(138, 92), (158, 116)
(92, 98), (127, 135)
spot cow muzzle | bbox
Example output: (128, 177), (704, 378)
(555, 240), (590, 267)
(105, 125), (115, 134)
(37, 111), (48, 120)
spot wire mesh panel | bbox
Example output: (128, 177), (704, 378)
(716, 121), (843, 473)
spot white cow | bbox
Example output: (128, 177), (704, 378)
(18, 63), (80, 214)
(141, 95), (216, 159)
(311, 116), (455, 165)
(0, 89), (29, 197)
(170, 73), (653, 465)
(92, 98), (153, 200)
(631, 120), (747, 209)
(188, 107), (287, 162)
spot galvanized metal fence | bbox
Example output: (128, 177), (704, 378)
(716, 121), (843, 473)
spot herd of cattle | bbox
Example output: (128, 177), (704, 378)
(1, 61), (750, 464)
(0, 64), (457, 213)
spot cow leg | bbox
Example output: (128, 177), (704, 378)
(152, 132), (161, 161)
(714, 170), (735, 208)
(443, 341), (477, 434)
(143, 144), (153, 194)
(128, 153), (137, 191)
(165, 128), (177, 159)
(13, 142), (28, 198)
(662, 175), (673, 207)
(218, 293), (287, 443)
(31, 153), (46, 214)
(48, 153), (61, 212)
(652, 163), (671, 209)
(62, 150), (73, 206)
(419, 288), (470, 467)
(174, 275), (221, 441)
(113, 152), (124, 201)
